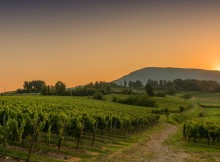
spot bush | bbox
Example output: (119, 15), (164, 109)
(151, 109), (165, 114)
(72, 88), (96, 96)
(93, 92), (103, 100)
(164, 108), (170, 119)
(155, 92), (166, 97)
(118, 94), (157, 107)
(165, 87), (176, 95)
(199, 112), (204, 117)
(182, 93), (192, 100)
(179, 106), (185, 112)
(112, 96), (118, 102)
(121, 89), (133, 95)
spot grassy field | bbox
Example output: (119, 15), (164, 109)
(105, 94), (191, 112)
(165, 92), (220, 161)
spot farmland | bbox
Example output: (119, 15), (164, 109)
(0, 95), (160, 162)
(1, 92), (220, 162)
(165, 92), (220, 161)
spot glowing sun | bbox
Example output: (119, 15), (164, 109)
(214, 65), (220, 71)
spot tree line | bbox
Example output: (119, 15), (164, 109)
(126, 79), (220, 93)
(16, 80), (66, 96)
(15, 78), (220, 96)
(16, 80), (116, 96)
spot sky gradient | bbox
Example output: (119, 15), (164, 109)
(1, 1), (220, 91)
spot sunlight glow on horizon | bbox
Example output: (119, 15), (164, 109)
(213, 65), (220, 71)
(1, 1), (220, 91)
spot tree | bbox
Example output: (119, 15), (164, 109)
(55, 81), (66, 95)
(165, 86), (176, 95)
(145, 84), (154, 97)
(135, 80), (142, 87)
(40, 85), (49, 95)
(128, 80), (142, 88)
(128, 81), (135, 87)
(22, 80), (46, 93)
(164, 108), (170, 120)
(124, 80), (127, 87)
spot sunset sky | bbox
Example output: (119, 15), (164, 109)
(1, 1), (220, 91)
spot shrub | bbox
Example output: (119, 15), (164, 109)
(179, 106), (185, 112)
(155, 92), (166, 97)
(112, 96), (118, 102)
(92, 92), (103, 100)
(121, 89), (133, 95)
(182, 93), (192, 100)
(72, 88), (96, 96)
(118, 94), (157, 107)
(164, 108), (170, 119)
(165, 87), (176, 95)
(199, 112), (204, 117)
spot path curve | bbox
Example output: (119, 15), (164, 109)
(98, 124), (189, 162)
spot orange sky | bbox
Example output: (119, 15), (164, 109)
(1, 1), (220, 91)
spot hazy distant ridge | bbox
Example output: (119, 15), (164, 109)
(113, 67), (220, 85)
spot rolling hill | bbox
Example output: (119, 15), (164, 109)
(113, 67), (220, 86)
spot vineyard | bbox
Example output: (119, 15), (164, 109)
(0, 96), (159, 161)
(183, 120), (220, 145)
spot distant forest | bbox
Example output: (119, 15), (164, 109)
(126, 79), (220, 92)
(14, 78), (220, 97)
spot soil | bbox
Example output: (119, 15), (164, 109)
(97, 124), (190, 162)
(0, 156), (24, 162)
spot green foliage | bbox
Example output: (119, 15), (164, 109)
(199, 112), (204, 117)
(40, 85), (49, 95)
(179, 106), (185, 112)
(165, 86), (176, 95)
(120, 89), (133, 95)
(22, 80), (46, 93)
(0, 96), (160, 158)
(72, 87), (96, 96)
(148, 79), (220, 92)
(128, 80), (142, 88)
(84, 81), (112, 94)
(182, 93), (192, 100)
(72, 81), (113, 96)
(118, 94), (157, 107)
(92, 91), (103, 100)
(6, 118), (20, 144)
(112, 96), (118, 102)
(55, 81), (66, 95)
(164, 108), (170, 119)
(184, 120), (220, 145)
(155, 92), (166, 97)
(145, 84), (154, 97)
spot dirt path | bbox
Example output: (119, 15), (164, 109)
(97, 124), (189, 162)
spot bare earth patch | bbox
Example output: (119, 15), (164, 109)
(65, 156), (81, 162)
(97, 124), (190, 162)
(85, 151), (99, 156)
(0, 156), (24, 162)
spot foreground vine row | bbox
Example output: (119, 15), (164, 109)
(183, 120), (220, 145)
(0, 96), (159, 161)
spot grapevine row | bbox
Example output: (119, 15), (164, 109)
(183, 120), (220, 145)
(0, 96), (159, 161)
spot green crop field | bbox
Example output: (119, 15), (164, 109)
(0, 96), (159, 162)
(1, 92), (220, 162)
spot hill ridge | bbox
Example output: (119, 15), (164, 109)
(113, 67), (220, 85)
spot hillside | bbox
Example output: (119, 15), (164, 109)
(113, 67), (220, 85)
